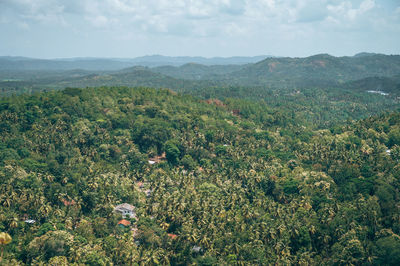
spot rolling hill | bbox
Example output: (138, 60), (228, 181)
(342, 75), (400, 94)
(0, 55), (271, 71)
(219, 53), (400, 87)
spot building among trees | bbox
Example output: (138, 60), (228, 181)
(114, 203), (136, 219)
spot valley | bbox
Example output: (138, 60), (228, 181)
(0, 53), (400, 265)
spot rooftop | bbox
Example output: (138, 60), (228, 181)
(118, 219), (131, 227)
(168, 233), (178, 240)
(114, 203), (135, 211)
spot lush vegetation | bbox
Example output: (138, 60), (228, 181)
(0, 86), (399, 265)
(187, 85), (400, 128)
(216, 53), (400, 87)
(2, 53), (400, 96)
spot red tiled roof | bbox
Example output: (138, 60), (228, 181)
(118, 219), (131, 226)
(62, 199), (76, 206)
(168, 233), (178, 240)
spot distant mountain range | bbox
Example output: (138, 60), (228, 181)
(1, 53), (400, 96)
(144, 53), (400, 88)
(218, 53), (400, 87)
(0, 55), (272, 71)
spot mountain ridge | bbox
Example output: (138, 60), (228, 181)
(0, 55), (272, 71)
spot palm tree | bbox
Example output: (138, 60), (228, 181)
(0, 232), (12, 262)
(9, 218), (18, 229)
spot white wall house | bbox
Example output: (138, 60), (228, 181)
(114, 203), (136, 219)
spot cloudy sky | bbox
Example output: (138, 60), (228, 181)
(0, 0), (399, 58)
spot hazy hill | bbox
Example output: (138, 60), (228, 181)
(0, 57), (134, 71)
(151, 63), (244, 80)
(342, 75), (400, 94)
(149, 53), (400, 88)
(0, 55), (271, 71)
(221, 53), (400, 87)
(46, 67), (218, 91)
(131, 55), (271, 66)
(2, 53), (400, 96)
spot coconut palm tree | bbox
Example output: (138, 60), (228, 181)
(0, 232), (12, 262)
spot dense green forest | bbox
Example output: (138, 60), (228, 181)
(1, 86), (400, 265)
(187, 85), (400, 128)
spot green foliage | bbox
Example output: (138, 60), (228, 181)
(43, 236), (67, 260)
(165, 140), (180, 165)
(196, 255), (217, 266)
(255, 148), (272, 160)
(215, 145), (227, 156)
(283, 178), (300, 195)
(37, 223), (54, 237)
(388, 128), (400, 147)
(374, 235), (400, 265)
(290, 226), (312, 252)
(181, 154), (196, 171)
(84, 252), (110, 266)
(0, 86), (399, 265)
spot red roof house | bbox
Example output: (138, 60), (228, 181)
(118, 219), (131, 227)
(168, 233), (178, 240)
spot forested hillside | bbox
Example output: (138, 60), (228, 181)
(187, 85), (400, 128)
(152, 63), (244, 80)
(2, 53), (400, 96)
(148, 54), (400, 87)
(342, 75), (400, 94)
(2, 55), (400, 133)
(0, 86), (399, 265)
(217, 54), (400, 87)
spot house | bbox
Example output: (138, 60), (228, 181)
(114, 203), (136, 218)
(148, 152), (166, 165)
(168, 233), (178, 240)
(118, 219), (131, 228)
(145, 189), (153, 197)
(192, 246), (202, 253)
(232, 109), (240, 116)
(62, 199), (76, 206)
(24, 219), (36, 224)
(136, 181), (144, 188)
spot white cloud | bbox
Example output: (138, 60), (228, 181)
(0, 0), (66, 25)
(0, 0), (398, 57)
(86, 15), (109, 28)
(360, 0), (375, 12)
(326, 0), (376, 21)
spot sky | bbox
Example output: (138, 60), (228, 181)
(0, 0), (399, 58)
